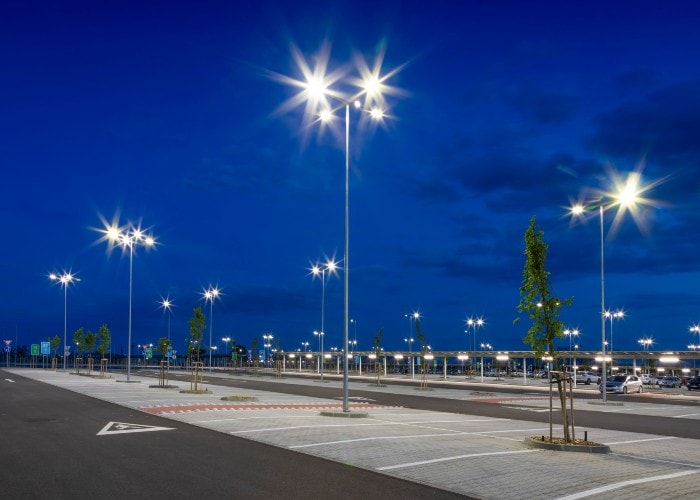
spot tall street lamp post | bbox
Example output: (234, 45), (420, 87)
(104, 221), (156, 382)
(569, 169), (655, 403)
(49, 271), (80, 372)
(202, 285), (221, 373)
(281, 43), (401, 411)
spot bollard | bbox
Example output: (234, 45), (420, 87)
(585, 431), (588, 441)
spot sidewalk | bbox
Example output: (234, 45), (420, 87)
(8, 368), (700, 499)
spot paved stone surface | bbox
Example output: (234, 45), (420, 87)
(8, 368), (700, 499)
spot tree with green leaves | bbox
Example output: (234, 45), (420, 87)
(157, 337), (172, 386)
(97, 325), (111, 359)
(188, 306), (205, 364)
(49, 335), (60, 360)
(515, 216), (574, 442)
(73, 327), (85, 356)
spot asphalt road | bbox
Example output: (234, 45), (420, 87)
(161, 370), (700, 440)
(0, 371), (466, 500)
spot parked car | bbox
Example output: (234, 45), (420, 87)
(687, 376), (700, 391)
(658, 376), (681, 388)
(599, 374), (643, 394)
(575, 371), (601, 385)
(639, 373), (655, 385)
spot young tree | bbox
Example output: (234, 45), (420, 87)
(97, 325), (111, 359)
(188, 306), (205, 364)
(156, 337), (172, 386)
(49, 335), (60, 361)
(515, 216), (574, 441)
(251, 337), (259, 374)
(73, 327), (85, 357)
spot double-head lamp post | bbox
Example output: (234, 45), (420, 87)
(202, 285), (221, 373)
(105, 223), (156, 382)
(569, 170), (651, 403)
(49, 271), (80, 371)
(310, 258), (337, 381)
(289, 48), (396, 412)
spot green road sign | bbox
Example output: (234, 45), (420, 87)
(31, 344), (40, 356)
(146, 348), (153, 359)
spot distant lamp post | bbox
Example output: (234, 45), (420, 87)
(202, 285), (221, 372)
(263, 333), (273, 366)
(309, 258), (338, 381)
(404, 311), (420, 379)
(222, 336), (231, 361)
(563, 328), (580, 370)
(568, 167), (660, 402)
(604, 309), (624, 369)
(100, 219), (157, 382)
(49, 271), (80, 372)
(158, 297), (174, 340)
(465, 316), (485, 352)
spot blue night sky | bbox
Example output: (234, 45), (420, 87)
(2, 1), (700, 357)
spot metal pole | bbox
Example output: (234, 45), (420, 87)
(127, 243), (133, 381)
(321, 269), (325, 380)
(209, 300), (213, 372)
(63, 284), (67, 371)
(600, 205), (607, 403)
(342, 103), (350, 412)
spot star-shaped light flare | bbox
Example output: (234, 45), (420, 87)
(567, 160), (668, 238)
(93, 212), (157, 255)
(268, 39), (406, 145)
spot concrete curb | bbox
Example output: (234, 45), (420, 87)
(524, 436), (610, 454)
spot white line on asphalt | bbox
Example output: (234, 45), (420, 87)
(554, 470), (699, 499)
(231, 422), (392, 434)
(673, 413), (700, 418)
(5, 379), (15, 382)
(290, 432), (468, 449)
(377, 450), (535, 471)
(611, 452), (700, 469)
(604, 436), (677, 445)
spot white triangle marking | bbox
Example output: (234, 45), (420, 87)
(97, 421), (175, 436)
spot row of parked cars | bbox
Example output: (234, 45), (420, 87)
(574, 371), (700, 392)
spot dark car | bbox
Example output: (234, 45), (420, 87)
(687, 376), (700, 391)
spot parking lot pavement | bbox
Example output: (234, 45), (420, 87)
(8, 368), (700, 499)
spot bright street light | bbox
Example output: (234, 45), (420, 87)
(99, 218), (157, 382)
(568, 166), (659, 403)
(278, 41), (403, 412)
(49, 270), (80, 371)
(202, 285), (221, 372)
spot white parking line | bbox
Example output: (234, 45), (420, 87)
(377, 450), (535, 471)
(290, 432), (469, 449)
(604, 436), (676, 445)
(231, 422), (392, 434)
(673, 413), (700, 418)
(554, 470), (699, 499)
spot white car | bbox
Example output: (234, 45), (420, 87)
(599, 374), (643, 394)
(575, 371), (601, 385)
(639, 373), (655, 384)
